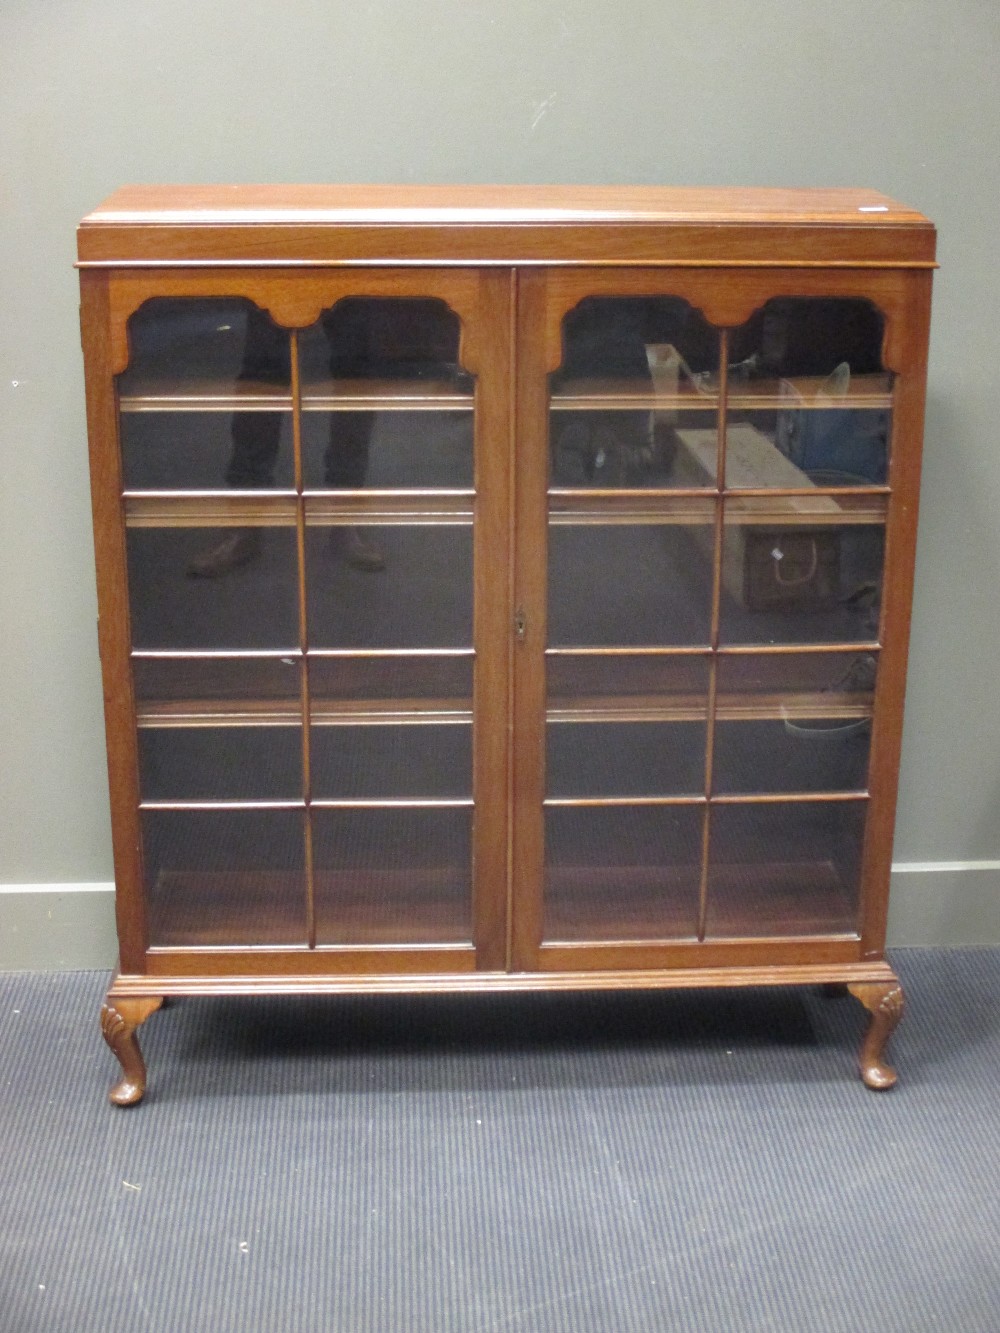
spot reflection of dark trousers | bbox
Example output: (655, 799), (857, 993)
(226, 307), (372, 490)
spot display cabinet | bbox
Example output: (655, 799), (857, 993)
(77, 187), (934, 1102)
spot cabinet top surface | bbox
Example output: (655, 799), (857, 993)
(83, 184), (931, 225)
(77, 185), (935, 266)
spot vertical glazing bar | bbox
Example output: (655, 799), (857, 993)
(697, 329), (730, 941)
(290, 330), (316, 948)
(506, 269), (519, 971)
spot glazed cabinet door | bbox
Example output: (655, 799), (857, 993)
(511, 268), (930, 972)
(84, 269), (512, 976)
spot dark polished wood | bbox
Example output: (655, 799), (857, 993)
(100, 995), (163, 1105)
(848, 980), (906, 1089)
(79, 187), (934, 1100)
(77, 185), (936, 268)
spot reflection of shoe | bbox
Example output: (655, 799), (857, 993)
(329, 527), (385, 572)
(186, 529), (262, 578)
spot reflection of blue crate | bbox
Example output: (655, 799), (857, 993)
(776, 365), (890, 484)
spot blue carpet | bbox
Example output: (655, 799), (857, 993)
(0, 950), (997, 1332)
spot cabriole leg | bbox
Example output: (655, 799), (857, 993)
(100, 995), (163, 1106)
(847, 981), (905, 1090)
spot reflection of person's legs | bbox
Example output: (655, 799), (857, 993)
(188, 308), (288, 577)
(324, 411), (384, 570)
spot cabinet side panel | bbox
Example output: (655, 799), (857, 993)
(860, 269), (934, 956)
(79, 271), (147, 970)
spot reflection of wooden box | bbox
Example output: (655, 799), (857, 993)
(674, 424), (842, 610)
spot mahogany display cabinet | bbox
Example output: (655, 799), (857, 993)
(77, 186), (935, 1103)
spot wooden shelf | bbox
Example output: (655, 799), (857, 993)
(149, 869), (472, 948)
(728, 374), (893, 411)
(548, 690), (872, 724)
(135, 689), (870, 728)
(544, 861), (858, 941)
(124, 492), (297, 527)
(301, 377), (473, 411)
(137, 697), (473, 727)
(549, 373), (893, 413)
(123, 490), (475, 528)
(551, 378), (717, 411)
(548, 490), (886, 526)
(118, 374), (473, 413)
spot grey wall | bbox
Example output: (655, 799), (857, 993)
(2, 0), (998, 966)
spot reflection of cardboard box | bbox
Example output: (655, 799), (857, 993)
(675, 425), (843, 611)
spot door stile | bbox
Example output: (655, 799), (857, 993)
(470, 268), (516, 970)
(509, 270), (552, 971)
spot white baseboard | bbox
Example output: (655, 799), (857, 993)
(887, 862), (1000, 945)
(0, 865), (997, 970)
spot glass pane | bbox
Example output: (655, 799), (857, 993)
(724, 409), (891, 491)
(305, 525), (473, 649)
(119, 299), (294, 492)
(309, 655), (473, 798)
(139, 726), (302, 802)
(706, 800), (864, 938)
(313, 808), (471, 945)
(550, 297), (719, 490)
(311, 724), (471, 799)
(548, 520), (715, 647)
(548, 723), (704, 797)
(299, 298), (472, 491)
(133, 654), (301, 709)
(303, 412), (473, 492)
(547, 651), (708, 705)
(126, 526), (299, 650)
(144, 809), (306, 946)
(714, 652), (875, 795)
(725, 298), (891, 487)
(547, 652), (709, 795)
(718, 495), (886, 646)
(309, 653), (472, 707)
(544, 805), (702, 941)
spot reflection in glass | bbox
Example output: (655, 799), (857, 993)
(718, 496), (885, 645)
(550, 297), (719, 490)
(299, 298), (469, 493)
(706, 800), (864, 938)
(303, 412), (473, 492)
(547, 651), (709, 705)
(144, 809), (306, 946)
(713, 721), (869, 796)
(312, 808), (471, 945)
(713, 651), (875, 795)
(724, 297), (891, 487)
(308, 653), (472, 707)
(119, 299), (294, 492)
(311, 724), (471, 799)
(126, 527), (299, 650)
(548, 523), (714, 647)
(544, 805), (702, 941)
(122, 412), (295, 493)
(133, 654), (301, 710)
(305, 525), (473, 649)
(547, 723), (705, 797)
(138, 726), (302, 802)
(727, 297), (887, 382)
